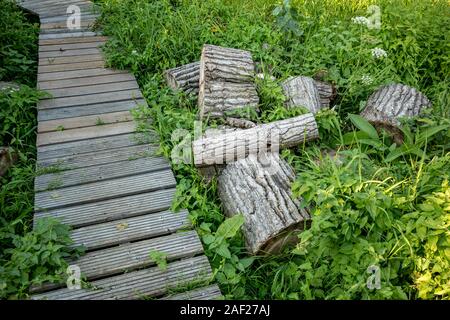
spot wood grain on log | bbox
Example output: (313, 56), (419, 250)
(198, 44), (259, 119)
(314, 80), (336, 108)
(193, 114), (319, 167)
(361, 83), (431, 131)
(164, 61), (200, 95)
(282, 76), (321, 113)
(217, 152), (310, 254)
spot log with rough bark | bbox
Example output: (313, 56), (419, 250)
(217, 152), (310, 254)
(282, 76), (322, 113)
(361, 83), (432, 133)
(0, 147), (17, 177)
(314, 80), (336, 108)
(198, 44), (259, 119)
(164, 61), (200, 95)
(224, 117), (256, 129)
(192, 113), (319, 167)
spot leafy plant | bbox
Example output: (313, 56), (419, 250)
(149, 250), (168, 271)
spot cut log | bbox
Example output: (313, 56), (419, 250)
(198, 44), (259, 119)
(193, 113), (319, 167)
(0, 147), (18, 177)
(361, 83), (432, 133)
(224, 117), (256, 129)
(282, 76), (322, 113)
(164, 61), (200, 95)
(217, 152), (310, 254)
(314, 80), (336, 108)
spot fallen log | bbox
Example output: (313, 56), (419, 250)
(282, 76), (321, 113)
(164, 61), (200, 95)
(224, 117), (256, 129)
(217, 152), (310, 254)
(192, 113), (319, 167)
(361, 83), (432, 133)
(198, 44), (259, 119)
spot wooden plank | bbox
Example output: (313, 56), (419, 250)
(36, 132), (151, 160)
(38, 111), (133, 132)
(31, 231), (204, 293)
(70, 209), (189, 250)
(40, 14), (100, 24)
(31, 255), (212, 300)
(39, 54), (104, 66)
(39, 48), (102, 59)
(40, 20), (96, 32)
(35, 156), (169, 191)
(37, 121), (136, 146)
(161, 285), (222, 300)
(35, 170), (176, 211)
(39, 41), (105, 52)
(38, 90), (143, 109)
(34, 188), (176, 228)
(37, 143), (159, 170)
(39, 35), (106, 46)
(39, 32), (101, 40)
(38, 60), (105, 73)
(38, 73), (134, 90)
(43, 80), (139, 98)
(38, 68), (127, 82)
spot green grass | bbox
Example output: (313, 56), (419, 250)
(95, 0), (450, 299)
(0, 0), (83, 299)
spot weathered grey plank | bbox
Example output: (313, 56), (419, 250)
(39, 32), (102, 40)
(35, 170), (176, 210)
(39, 48), (101, 59)
(39, 53), (104, 66)
(161, 285), (222, 300)
(31, 255), (212, 300)
(34, 188), (176, 228)
(40, 14), (100, 25)
(31, 231), (204, 293)
(38, 73), (135, 90)
(38, 60), (105, 73)
(35, 156), (169, 191)
(36, 132), (151, 160)
(40, 20), (96, 32)
(70, 209), (190, 250)
(39, 35), (106, 46)
(37, 121), (136, 146)
(37, 143), (159, 170)
(38, 111), (134, 132)
(38, 68), (128, 82)
(39, 41), (105, 53)
(38, 90), (143, 109)
(43, 80), (139, 98)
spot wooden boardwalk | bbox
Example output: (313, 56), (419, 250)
(17, 0), (220, 300)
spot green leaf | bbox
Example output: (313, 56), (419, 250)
(215, 214), (245, 240)
(416, 124), (449, 145)
(216, 243), (231, 259)
(348, 114), (379, 140)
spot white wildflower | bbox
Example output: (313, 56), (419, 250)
(351, 16), (369, 26)
(361, 74), (373, 85)
(371, 47), (387, 59)
(131, 50), (138, 56)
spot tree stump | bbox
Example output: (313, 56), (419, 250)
(164, 61), (200, 95)
(192, 113), (319, 167)
(361, 83), (432, 135)
(314, 80), (336, 108)
(198, 44), (259, 119)
(282, 76), (322, 113)
(217, 152), (310, 254)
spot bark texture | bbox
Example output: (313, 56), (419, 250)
(361, 83), (432, 130)
(314, 80), (336, 108)
(192, 114), (319, 167)
(282, 76), (322, 113)
(164, 61), (200, 95)
(217, 152), (310, 254)
(224, 117), (256, 129)
(198, 44), (259, 119)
